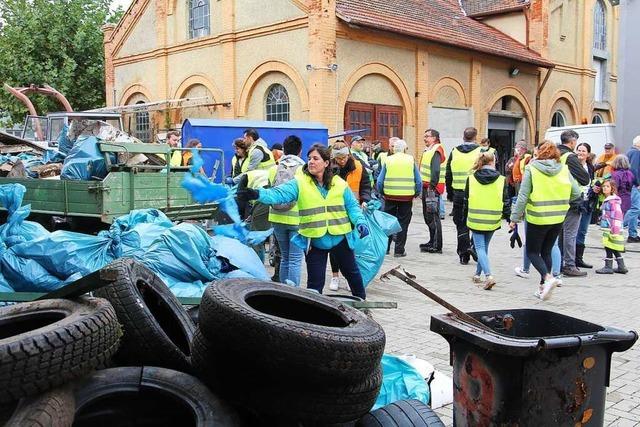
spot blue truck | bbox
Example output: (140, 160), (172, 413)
(181, 119), (328, 181)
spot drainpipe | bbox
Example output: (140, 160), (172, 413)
(535, 67), (554, 146)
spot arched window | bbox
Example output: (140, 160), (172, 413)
(551, 110), (566, 128)
(134, 101), (151, 142)
(265, 84), (290, 122)
(189, 0), (210, 39)
(592, 114), (604, 124)
(593, 0), (607, 51)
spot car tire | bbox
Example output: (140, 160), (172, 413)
(72, 367), (242, 427)
(198, 279), (385, 385)
(0, 387), (75, 427)
(0, 298), (121, 404)
(94, 258), (195, 372)
(357, 399), (445, 427)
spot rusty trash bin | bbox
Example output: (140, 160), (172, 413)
(430, 309), (637, 426)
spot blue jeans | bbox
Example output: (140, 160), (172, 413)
(472, 231), (494, 276)
(522, 223), (561, 276)
(624, 187), (640, 238)
(272, 224), (303, 287)
(576, 208), (592, 246)
(439, 195), (445, 217)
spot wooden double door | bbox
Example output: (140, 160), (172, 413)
(344, 102), (403, 150)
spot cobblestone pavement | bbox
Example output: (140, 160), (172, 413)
(325, 202), (640, 426)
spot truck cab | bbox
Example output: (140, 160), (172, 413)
(21, 112), (123, 150)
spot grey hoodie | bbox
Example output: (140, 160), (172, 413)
(510, 159), (582, 223)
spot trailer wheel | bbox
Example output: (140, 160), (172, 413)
(198, 279), (385, 385)
(357, 400), (445, 427)
(94, 258), (195, 372)
(0, 387), (75, 427)
(0, 298), (121, 404)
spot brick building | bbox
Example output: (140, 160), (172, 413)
(103, 0), (619, 161)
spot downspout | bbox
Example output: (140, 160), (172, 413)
(535, 67), (553, 146)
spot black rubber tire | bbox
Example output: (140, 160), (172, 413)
(72, 366), (242, 427)
(93, 258), (195, 372)
(186, 305), (199, 326)
(193, 328), (381, 424)
(198, 279), (385, 385)
(0, 298), (121, 404)
(356, 399), (445, 427)
(0, 387), (75, 427)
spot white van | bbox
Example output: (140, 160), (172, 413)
(545, 124), (616, 156)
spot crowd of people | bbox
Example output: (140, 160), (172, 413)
(174, 126), (639, 302)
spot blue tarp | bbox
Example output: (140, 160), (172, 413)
(60, 136), (109, 180)
(374, 354), (431, 410)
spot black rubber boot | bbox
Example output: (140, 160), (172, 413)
(614, 257), (628, 274)
(596, 258), (614, 274)
(575, 244), (593, 269)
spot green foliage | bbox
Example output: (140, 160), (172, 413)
(0, 0), (124, 124)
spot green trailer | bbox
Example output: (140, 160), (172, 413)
(0, 142), (220, 227)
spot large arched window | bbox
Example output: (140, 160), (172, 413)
(593, 0), (607, 51)
(134, 101), (151, 142)
(551, 110), (566, 128)
(592, 114), (604, 124)
(265, 84), (290, 122)
(189, 0), (210, 39)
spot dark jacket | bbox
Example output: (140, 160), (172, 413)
(333, 157), (372, 202)
(627, 146), (640, 183)
(446, 142), (479, 198)
(463, 167), (511, 231)
(558, 144), (590, 210)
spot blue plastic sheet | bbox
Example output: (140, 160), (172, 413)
(57, 124), (74, 154)
(61, 136), (108, 180)
(102, 209), (174, 257)
(0, 184), (49, 247)
(211, 235), (269, 280)
(354, 200), (401, 286)
(373, 354), (431, 410)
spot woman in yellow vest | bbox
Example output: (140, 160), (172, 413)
(238, 144), (370, 299)
(509, 142), (581, 301)
(328, 141), (372, 291)
(464, 152), (509, 290)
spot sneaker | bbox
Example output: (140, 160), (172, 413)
(329, 277), (340, 291)
(553, 274), (563, 287)
(426, 247), (442, 254)
(628, 236), (640, 243)
(419, 242), (433, 251)
(394, 252), (407, 258)
(561, 266), (587, 277)
(472, 275), (482, 284)
(514, 267), (530, 279)
(483, 276), (496, 290)
(540, 278), (559, 301)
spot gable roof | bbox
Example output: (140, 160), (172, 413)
(335, 0), (552, 68)
(461, 0), (530, 17)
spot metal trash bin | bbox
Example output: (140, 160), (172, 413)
(430, 309), (637, 426)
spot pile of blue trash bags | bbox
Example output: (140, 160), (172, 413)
(0, 183), (270, 297)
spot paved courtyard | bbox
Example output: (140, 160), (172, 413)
(323, 201), (639, 426)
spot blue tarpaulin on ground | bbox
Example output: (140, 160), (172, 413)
(373, 354), (431, 410)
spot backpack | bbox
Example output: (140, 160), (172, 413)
(271, 158), (303, 211)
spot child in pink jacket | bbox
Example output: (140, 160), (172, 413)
(596, 180), (628, 274)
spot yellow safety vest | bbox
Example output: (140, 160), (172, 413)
(526, 165), (572, 225)
(267, 164), (303, 225)
(378, 152), (388, 167)
(170, 150), (182, 167)
(481, 147), (496, 156)
(246, 169), (269, 189)
(467, 175), (505, 231)
(450, 146), (480, 190)
(420, 144), (445, 185)
(560, 152), (571, 165)
(383, 153), (416, 197)
(296, 174), (352, 238)
(241, 143), (276, 172)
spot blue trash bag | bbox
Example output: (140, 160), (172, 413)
(0, 242), (66, 292)
(0, 184), (49, 246)
(373, 354), (431, 410)
(101, 209), (174, 257)
(42, 149), (67, 164)
(57, 124), (74, 154)
(354, 202), (401, 286)
(61, 136), (109, 180)
(0, 270), (13, 292)
(210, 235), (270, 280)
(138, 223), (222, 297)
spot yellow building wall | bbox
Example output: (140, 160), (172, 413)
(118, 1), (158, 57)
(481, 13), (527, 45)
(115, 60), (159, 103)
(166, 0), (223, 46)
(428, 54), (471, 104)
(235, 0), (305, 30)
(347, 74), (402, 106)
(548, 0), (580, 66)
(166, 46), (224, 98)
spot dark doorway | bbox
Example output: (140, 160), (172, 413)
(488, 129), (515, 175)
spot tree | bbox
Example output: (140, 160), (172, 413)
(0, 0), (123, 124)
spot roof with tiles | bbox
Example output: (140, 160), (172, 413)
(335, 0), (552, 67)
(461, 0), (530, 17)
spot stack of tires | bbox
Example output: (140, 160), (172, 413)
(192, 279), (386, 424)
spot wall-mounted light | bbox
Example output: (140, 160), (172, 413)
(509, 66), (520, 77)
(306, 64), (339, 72)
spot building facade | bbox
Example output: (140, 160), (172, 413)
(103, 0), (619, 162)
(616, 0), (639, 151)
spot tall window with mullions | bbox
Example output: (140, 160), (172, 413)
(189, 0), (210, 39)
(265, 84), (290, 122)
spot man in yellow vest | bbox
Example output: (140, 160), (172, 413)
(419, 129), (446, 254)
(242, 128), (276, 172)
(557, 129), (591, 277)
(166, 130), (183, 167)
(446, 127), (481, 264)
(377, 139), (422, 257)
